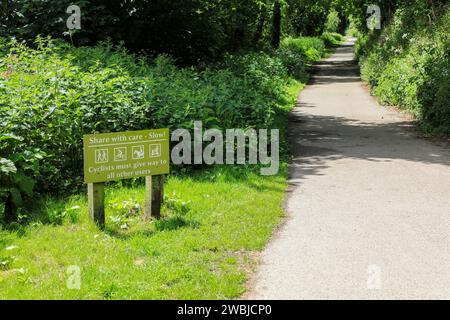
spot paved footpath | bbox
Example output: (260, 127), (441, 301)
(248, 38), (450, 299)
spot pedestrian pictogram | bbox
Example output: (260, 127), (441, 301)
(95, 149), (108, 163)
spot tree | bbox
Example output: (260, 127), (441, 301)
(283, 0), (333, 36)
(271, 0), (282, 48)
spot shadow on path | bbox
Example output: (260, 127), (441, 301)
(287, 40), (450, 189)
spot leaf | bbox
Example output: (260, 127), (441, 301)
(13, 174), (35, 196)
(0, 134), (23, 142)
(0, 158), (17, 175)
(9, 188), (23, 207)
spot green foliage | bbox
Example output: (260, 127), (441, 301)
(273, 48), (309, 81)
(2, 0), (351, 63)
(222, 51), (290, 99)
(281, 36), (327, 62)
(430, 80), (450, 133)
(358, 2), (450, 133)
(321, 32), (345, 47)
(324, 8), (341, 33)
(0, 139), (40, 222)
(345, 15), (362, 37)
(0, 0), (338, 65)
(108, 199), (142, 229)
(164, 192), (192, 217)
(283, 0), (333, 36)
(0, 38), (8, 56)
(0, 0), (276, 64)
(0, 254), (14, 271)
(0, 34), (316, 217)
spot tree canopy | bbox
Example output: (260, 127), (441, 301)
(1, 0), (447, 63)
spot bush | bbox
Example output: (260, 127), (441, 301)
(281, 37), (326, 62)
(324, 8), (341, 33)
(428, 80), (450, 133)
(273, 48), (308, 81)
(0, 38), (8, 57)
(321, 32), (345, 48)
(358, 4), (450, 133)
(0, 35), (315, 218)
(0, 32), (324, 219)
(222, 52), (290, 100)
(346, 15), (362, 38)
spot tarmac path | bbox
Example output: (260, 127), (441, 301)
(248, 38), (450, 299)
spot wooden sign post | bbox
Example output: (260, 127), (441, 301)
(88, 182), (105, 228)
(83, 129), (170, 228)
(145, 175), (164, 219)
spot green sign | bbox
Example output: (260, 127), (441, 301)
(83, 129), (170, 183)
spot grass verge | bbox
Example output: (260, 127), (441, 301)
(0, 165), (287, 299)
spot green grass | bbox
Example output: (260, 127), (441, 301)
(0, 165), (288, 299)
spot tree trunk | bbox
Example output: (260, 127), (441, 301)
(2, 0), (8, 14)
(271, 0), (281, 49)
(428, 0), (436, 20)
(233, 23), (245, 51)
(253, 9), (267, 46)
(2, 0), (9, 25)
(4, 193), (18, 223)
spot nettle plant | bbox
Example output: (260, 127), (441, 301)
(0, 134), (46, 222)
(0, 157), (33, 223)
